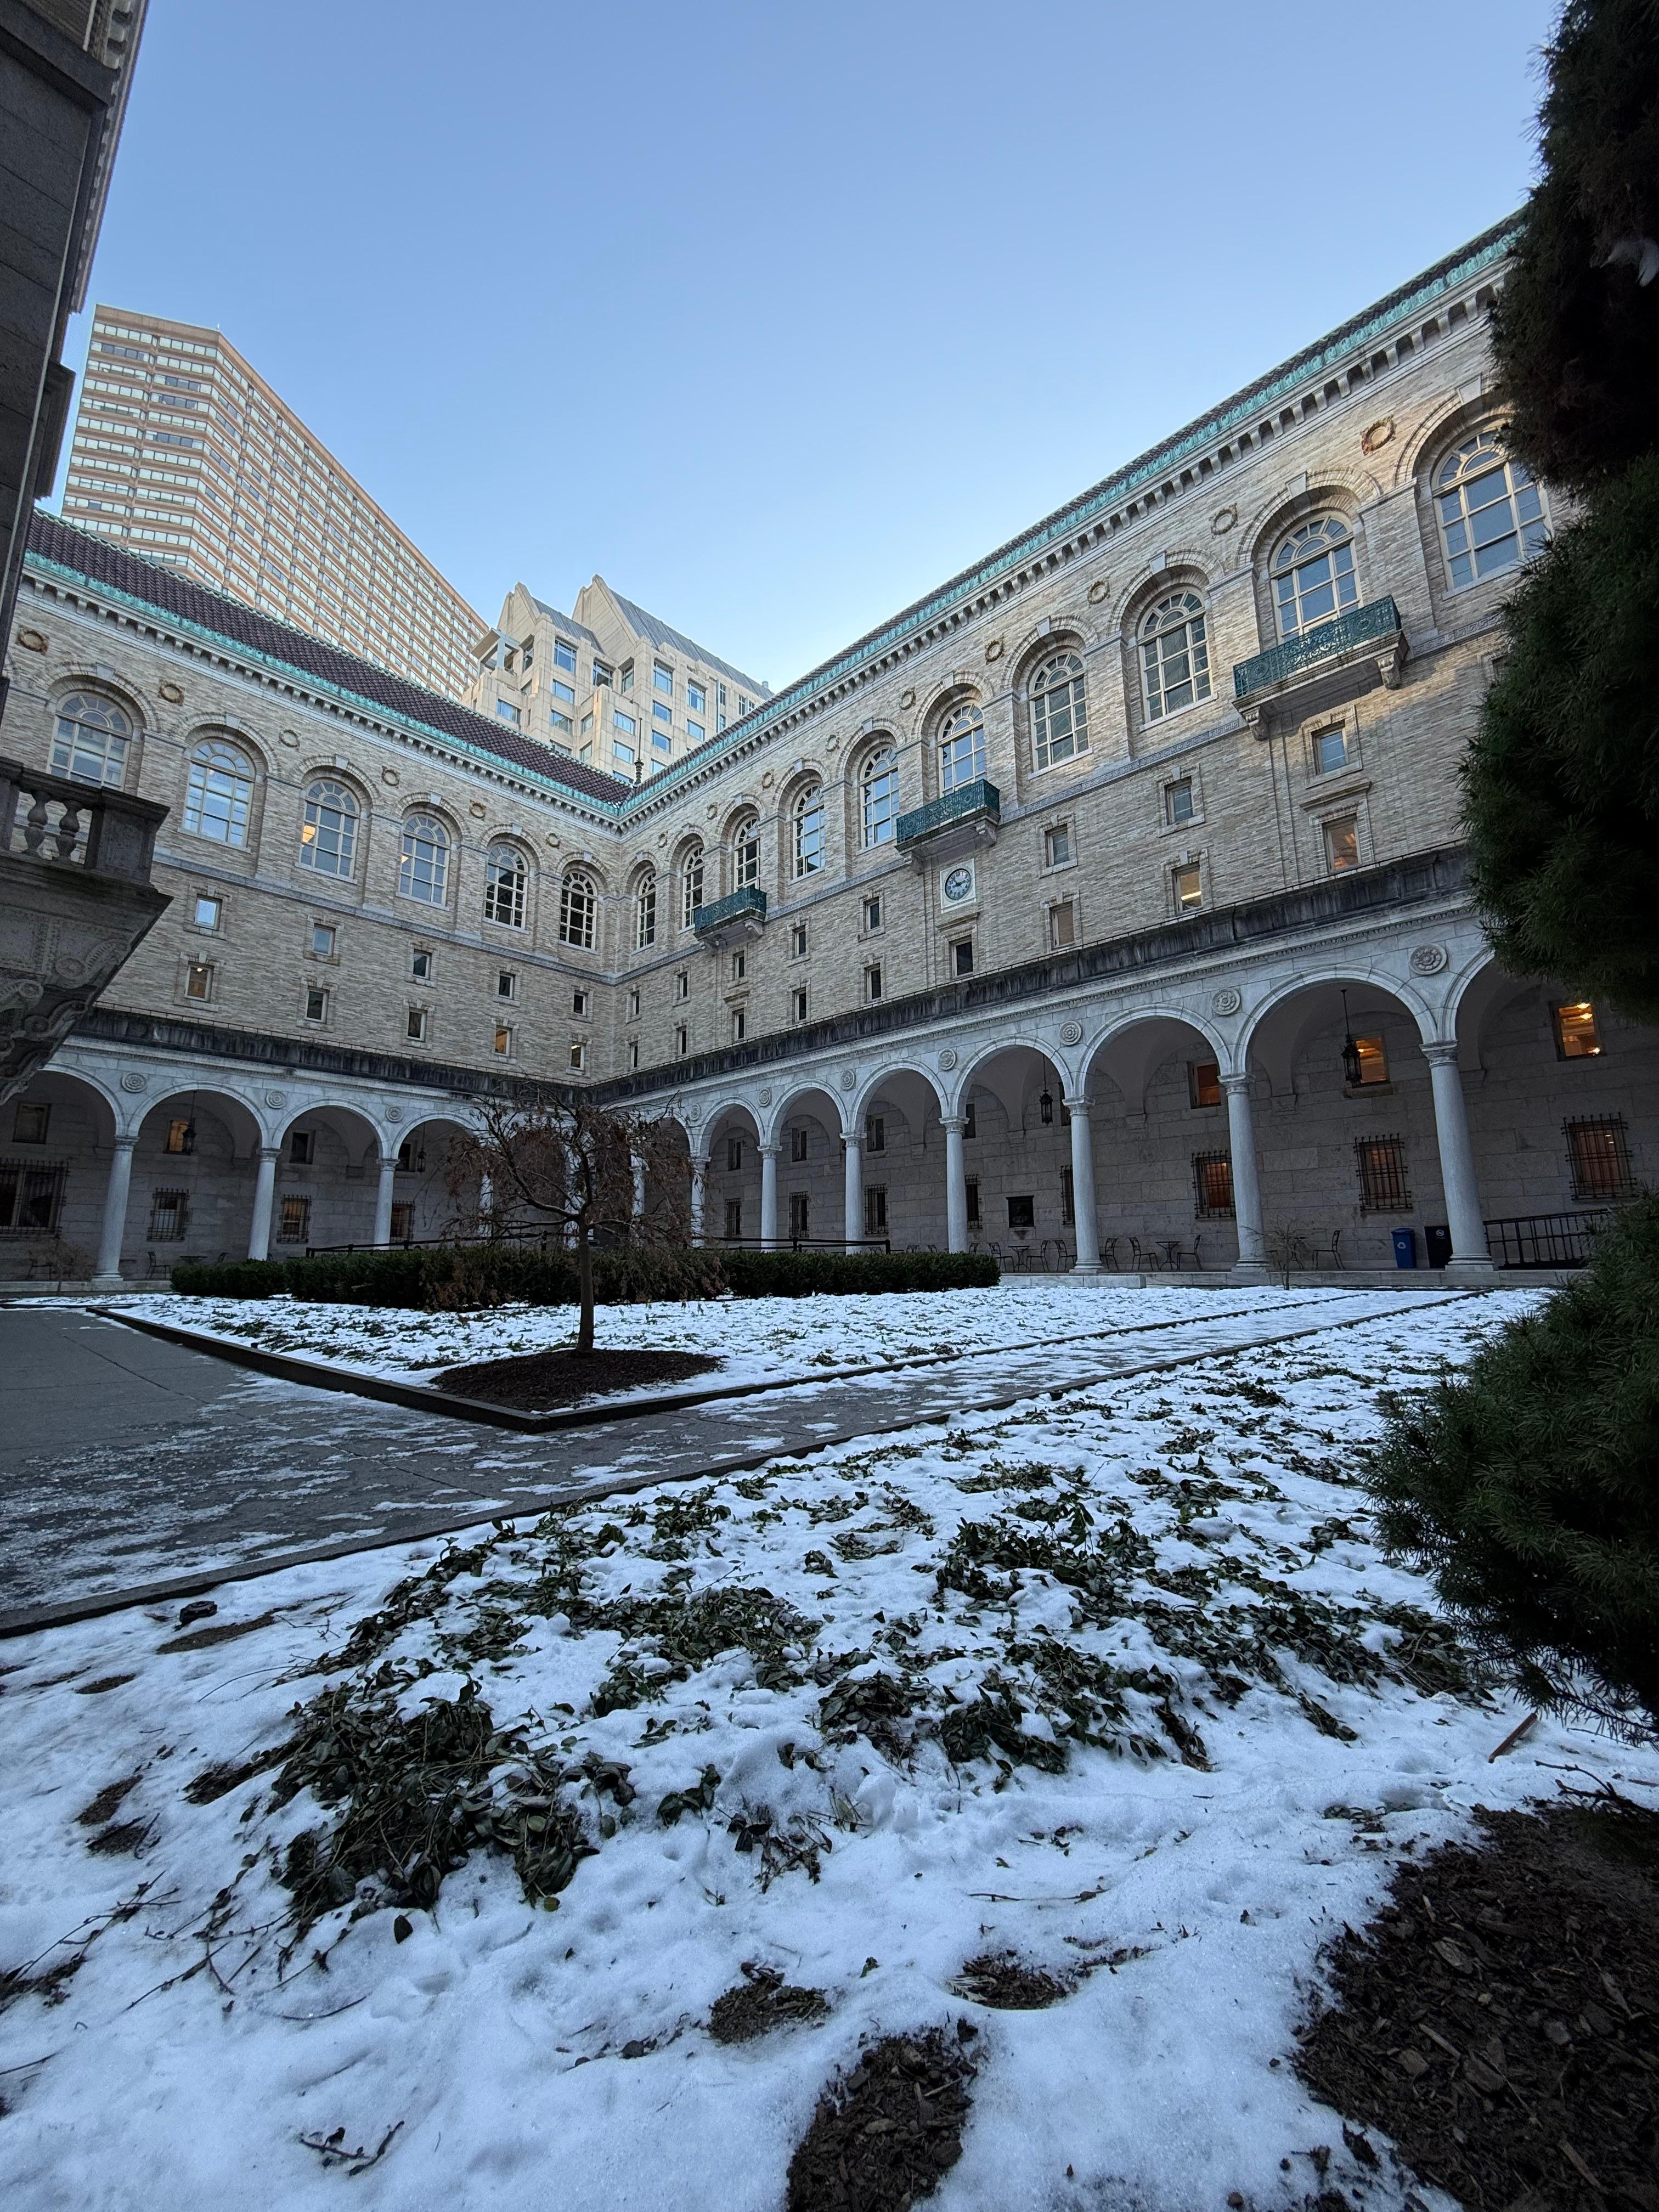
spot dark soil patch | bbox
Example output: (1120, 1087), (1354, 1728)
(787, 2027), (975, 2212)
(73, 1675), (134, 1695)
(951, 1952), (1070, 2010)
(156, 1611), (276, 1654)
(434, 1345), (721, 1410)
(86, 1819), (150, 1857)
(1296, 1795), (1659, 2212)
(708, 1963), (829, 2044)
(76, 1776), (139, 1827)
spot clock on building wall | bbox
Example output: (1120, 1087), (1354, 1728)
(943, 865), (975, 904)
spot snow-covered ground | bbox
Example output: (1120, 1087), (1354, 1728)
(121, 1280), (1366, 1394)
(4, 1288), (1632, 2212)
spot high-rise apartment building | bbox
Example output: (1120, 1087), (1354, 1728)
(58, 306), (483, 700)
(470, 576), (770, 781)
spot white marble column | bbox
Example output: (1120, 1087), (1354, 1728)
(1222, 1073), (1268, 1283)
(247, 1146), (279, 1262)
(941, 1116), (968, 1252)
(843, 1130), (864, 1254)
(631, 1154), (646, 1224)
(93, 1135), (137, 1288)
(759, 1145), (780, 1248)
(1064, 1098), (1101, 1273)
(373, 1153), (398, 1247)
(1423, 1039), (1498, 1280)
(688, 1155), (707, 1246)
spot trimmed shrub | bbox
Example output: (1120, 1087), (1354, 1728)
(170, 1243), (999, 1308)
(1364, 1194), (1659, 1739)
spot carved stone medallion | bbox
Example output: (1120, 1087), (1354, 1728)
(1058, 1020), (1084, 1046)
(263, 1088), (286, 1108)
(385, 1103), (405, 1123)
(119, 1072), (147, 1093)
(839, 1069), (856, 1091)
(937, 1048), (958, 1070)
(1211, 506), (1238, 535)
(1211, 986), (1243, 1017)
(1409, 943), (1449, 975)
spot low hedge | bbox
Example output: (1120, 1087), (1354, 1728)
(168, 1243), (998, 1310)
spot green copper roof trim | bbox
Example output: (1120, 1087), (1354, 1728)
(628, 216), (1520, 815)
(22, 551), (630, 825)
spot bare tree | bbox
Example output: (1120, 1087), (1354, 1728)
(447, 1096), (689, 1354)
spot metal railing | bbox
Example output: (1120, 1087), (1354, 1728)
(1483, 1211), (1606, 1269)
(691, 885), (766, 935)
(0, 756), (166, 885)
(1232, 596), (1403, 702)
(896, 778), (1001, 848)
(708, 1234), (891, 1252)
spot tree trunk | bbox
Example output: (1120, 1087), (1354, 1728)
(576, 1220), (596, 1356)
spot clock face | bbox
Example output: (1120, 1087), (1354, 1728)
(943, 866), (974, 903)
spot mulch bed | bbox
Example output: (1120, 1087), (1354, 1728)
(950, 1953), (1071, 2010)
(433, 1346), (721, 1410)
(708, 1963), (829, 2045)
(787, 2027), (977, 2212)
(1296, 1794), (1659, 2212)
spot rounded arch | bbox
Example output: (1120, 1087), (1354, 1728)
(134, 1084), (265, 1156)
(1081, 1000), (1229, 1090)
(1240, 468), (1382, 569)
(46, 684), (141, 788)
(761, 1081), (845, 1152)
(1111, 558), (1212, 635)
(1012, 632), (1092, 776)
(950, 1036), (1078, 1125)
(297, 768), (368, 883)
(179, 727), (265, 851)
(47, 674), (147, 731)
(1239, 961), (1438, 1068)
(8, 1064), (120, 1148)
(396, 806), (456, 910)
(1393, 391), (1487, 489)
(1008, 620), (1088, 697)
(1239, 969), (1438, 1107)
(483, 836), (534, 931)
(273, 1098), (383, 1164)
(849, 1059), (947, 1130)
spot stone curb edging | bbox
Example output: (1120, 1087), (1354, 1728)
(0, 1290), (1463, 1641)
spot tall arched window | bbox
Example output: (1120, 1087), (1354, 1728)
(938, 701), (985, 791)
(731, 811), (760, 888)
(1272, 517), (1358, 639)
(560, 868), (596, 949)
(680, 843), (705, 929)
(1031, 650), (1088, 770)
(398, 814), (450, 905)
(636, 868), (657, 949)
(1435, 431), (1549, 590)
(861, 745), (898, 847)
(182, 736), (256, 845)
(483, 842), (527, 928)
(50, 692), (131, 787)
(792, 783), (825, 878)
(1139, 591), (1211, 721)
(298, 777), (359, 877)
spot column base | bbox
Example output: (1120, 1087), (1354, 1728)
(1228, 1262), (1272, 1285)
(90, 1272), (127, 1293)
(1070, 1264), (1106, 1278)
(1443, 1256), (1500, 1285)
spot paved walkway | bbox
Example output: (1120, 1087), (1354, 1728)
(0, 1293), (1449, 1624)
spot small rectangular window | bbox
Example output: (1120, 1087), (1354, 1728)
(549, 678), (575, 704)
(791, 922), (809, 960)
(952, 938), (974, 977)
(311, 922), (336, 958)
(407, 1007), (428, 1041)
(864, 1185), (888, 1236)
(652, 729), (673, 753)
(675, 1024), (689, 1058)
(652, 702), (672, 726)
(592, 661), (613, 688)
(731, 1006), (746, 1042)
(149, 1187), (189, 1240)
(1553, 1001), (1602, 1059)
(554, 637), (577, 673)
(1048, 900), (1076, 950)
(1193, 1150), (1234, 1216)
(1165, 780), (1195, 827)
(568, 1036), (585, 1070)
(277, 1194), (311, 1244)
(289, 1130), (314, 1164)
(628, 987), (641, 1019)
(411, 949), (432, 981)
(791, 1127), (808, 1163)
(1189, 1061), (1222, 1108)
(495, 699), (521, 725)
(1172, 864), (1203, 912)
(390, 1201), (414, 1241)
(1356, 1135), (1411, 1213)
(1006, 1194), (1035, 1229)
(1565, 1115), (1634, 1199)
(619, 660), (634, 692)
(184, 960), (213, 1001)
(194, 894), (222, 931)
(689, 682), (706, 713)
(1062, 1166), (1075, 1223)
(653, 663), (674, 695)
(164, 1116), (193, 1156)
(1324, 817), (1360, 873)
(613, 709), (636, 736)
(628, 1038), (640, 1070)
(572, 987), (588, 1016)
(613, 741), (635, 765)
(580, 713), (594, 737)
(788, 1192), (809, 1238)
(965, 1176), (980, 1226)
(963, 1102), (977, 1139)
(1351, 1035), (1388, 1086)
(494, 1024), (514, 1058)
(866, 963), (883, 1002)
(304, 985), (328, 1024)
(792, 986), (809, 1024)
(865, 1114), (885, 1153)
(675, 970), (689, 1001)
(1045, 822), (1073, 868)
(496, 971), (517, 1001)
(13, 1102), (50, 1144)
(724, 1197), (743, 1240)
(731, 950), (746, 982)
(726, 1135), (743, 1171)
(864, 895), (882, 933)
(1312, 726), (1348, 774)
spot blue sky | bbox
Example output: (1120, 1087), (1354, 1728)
(59, 0), (1560, 691)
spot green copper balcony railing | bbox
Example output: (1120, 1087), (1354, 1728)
(896, 778), (1001, 848)
(692, 885), (767, 935)
(1233, 596), (1403, 702)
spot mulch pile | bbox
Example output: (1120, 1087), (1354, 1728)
(950, 1953), (1070, 2010)
(434, 1346), (720, 1409)
(1296, 1794), (1659, 2212)
(787, 2027), (977, 2212)
(708, 1963), (828, 2044)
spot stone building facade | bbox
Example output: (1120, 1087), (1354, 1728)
(2, 217), (1654, 1289)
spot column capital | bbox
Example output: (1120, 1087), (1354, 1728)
(689, 1152), (709, 1169)
(1420, 1038), (1463, 1068)
(256, 1143), (281, 1161)
(1060, 1095), (1091, 1116)
(111, 1131), (139, 1152)
(757, 1142), (781, 1159)
(842, 1129), (863, 1150)
(1220, 1070), (1255, 1097)
(939, 1114), (967, 1135)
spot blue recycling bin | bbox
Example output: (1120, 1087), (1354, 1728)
(1391, 1227), (1418, 1269)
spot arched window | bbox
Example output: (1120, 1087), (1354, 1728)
(1031, 650), (1088, 770)
(680, 842), (705, 929)
(731, 811), (760, 889)
(861, 745), (898, 848)
(792, 782), (825, 878)
(1435, 431), (1549, 590)
(483, 842), (527, 928)
(938, 702), (985, 792)
(298, 777), (359, 877)
(398, 814), (450, 905)
(50, 692), (131, 787)
(182, 736), (256, 845)
(636, 868), (657, 949)
(560, 868), (596, 949)
(1139, 591), (1211, 721)
(1272, 517), (1358, 639)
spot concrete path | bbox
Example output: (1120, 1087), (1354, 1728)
(0, 1291), (1451, 1626)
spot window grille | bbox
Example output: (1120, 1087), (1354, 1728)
(1356, 1135), (1411, 1214)
(864, 1186), (888, 1235)
(1062, 1166), (1075, 1224)
(278, 1194), (311, 1244)
(724, 1198), (743, 1240)
(148, 1186), (188, 1241)
(1565, 1115), (1634, 1201)
(0, 1159), (67, 1234)
(727, 1136), (743, 1171)
(966, 1177), (980, 1226)
(790, 1127), (808, 1163)
(1193, 1151), (1234, 1217)
(788, 1192), (810, 1238)
(390, 1201), (414, 1242)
